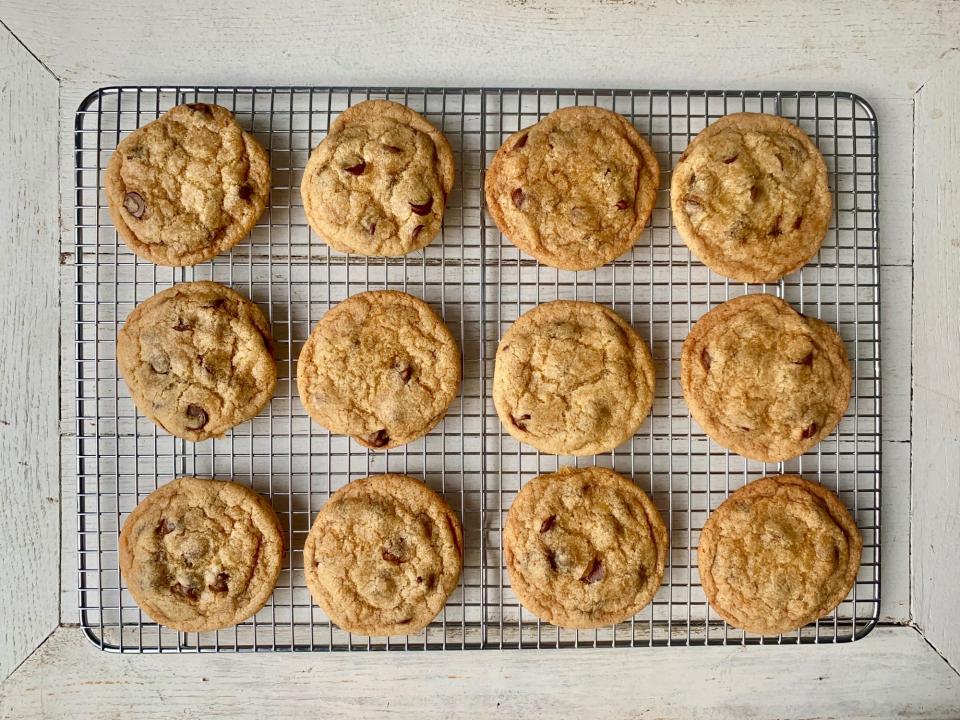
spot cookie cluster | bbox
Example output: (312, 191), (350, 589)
(109, 100), (859, 637)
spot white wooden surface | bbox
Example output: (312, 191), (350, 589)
(0, 26), (60, 680)
(913, 53), (960, 673)
(2, 626), (960, 720)
(0, 0), (958, 715)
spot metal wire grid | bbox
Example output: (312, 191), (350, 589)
(74, 86), (879, 652)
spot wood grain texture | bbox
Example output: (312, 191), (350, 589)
(2, 0), (960, 96)
(0, 26), (60, 680)
(913, 54), (960, 672)
(0, 0), (954, 709)
(1, 626), (958, 719)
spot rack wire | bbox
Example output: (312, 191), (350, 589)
(74, 86), (880, 652)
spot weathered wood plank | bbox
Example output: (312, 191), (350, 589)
(913, 53), (960, 673)
(3, 0), (959, 97)
(1, 626), (958, 719)
(0, 26), (60, 679)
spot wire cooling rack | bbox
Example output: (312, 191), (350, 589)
(74, 86), (880, 652)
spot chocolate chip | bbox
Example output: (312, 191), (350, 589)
(416, 576), (423, 583)
(511, 188), (525, 209)
(397, 365), (413, 383)
(795, 351), (814, 366)
(615, 199), (630, 210)
(770, 215), (783, 237)
(123, 191), (145, 218)
(749, 186), (760, 201)
(149, 354), (170, 375)
(581, 557), (605, 584)
(368, 221), (377, 236)
(514, 133), (528, 150)
(409, 198), (434, 216)
(722, 154), (738, 164)
(156, 518), (175, 536)
(382, 144), (403, 153)
(381, 548), (404, 565)
(701, 348), (712, 371)
(185, 103), (213, 117)
(237, 183), (253, 200)
(368, 429), (389, 448)
(446, 514), (462, 557)
(344, 161), (366, 176)
(793, 215), (803, 230)
(171, 582), (200, 601)
(185, 404), (208, 430)
(203, 298), (226, 310)
(801, 422), (818, 440)
(411, 224), (424, 241)
(546, 548), (558, 572)
(172, 319), (191, 332)
(397, 617), (412, 625)
(689, 172), (697, 186)
(683, 196), (703, 214)
(510, 413), (531, 431)
(539, 515), (557, 533)
(209, 572), (229, 593)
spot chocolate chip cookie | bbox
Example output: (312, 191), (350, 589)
(297, 290), (461, 450)
(301, 99), (455, 256)
(681, 294), (850, 462)
(304, 474), (463, 636)
(698, 474), (862, 635)
(484, 106), (660, 270)
(117, 281), (276, 442)
(493, 301), (655, 455)
(504, 466), (667, 629)
(119, 477), (284, 632)
(671, 112), (832, 283)
(106, 103), (271, 266)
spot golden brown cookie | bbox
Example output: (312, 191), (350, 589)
(681, 294), (850, 462)
(117, 281), (276, 442)
(301, 100), (455, 256)
(493, 301), (655, 455)
(106, 103), (271, 266)
(504, 466), (667, 629)
(670, 112), (832, 283)
(119, 477), (284, 632)
(297, 290), (461, 450)
(698, 474), (862, 635)
(484, 105), (660, 270)
(303, 474), (463, 636)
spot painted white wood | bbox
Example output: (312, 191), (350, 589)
(912, 54), (960, 673)
(0, 26), (60, 681)
(0, 0), (956, 712)
(2, 0), (959, 99)
(0, 626), (958, 719)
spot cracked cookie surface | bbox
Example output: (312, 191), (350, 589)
(106, 103), (271, 266)
(484, 106), (660, 270)
(119, 476), (284, 632)
(297, 290), (461, 450)
(493, 300), (655, 455)
(681, 294), (850, 462)
(117, 281), (276, 442)
(670, 112), (832, 282)
(303, 474), (463, 636)
(504, 466), (667, 629)
(301, 100), (455, 256)
(697, 474), (862, 635)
